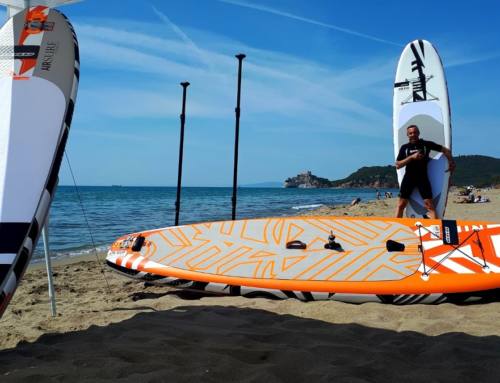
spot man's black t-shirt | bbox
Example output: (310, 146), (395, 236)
(397, 139), (442, 177)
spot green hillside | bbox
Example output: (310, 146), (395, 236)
(452, 155), (500, 186)
(284, 155), (499, 188)
(330, 155), (499, 188)
(330, 166), (398, 188)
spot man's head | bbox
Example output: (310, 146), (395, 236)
(406, 125), (420, 143)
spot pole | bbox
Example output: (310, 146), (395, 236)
(232, 53), (246, 221)
(175, 81), (190, 226)
(42, 220), (56, 317)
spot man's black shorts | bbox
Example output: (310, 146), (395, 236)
(400, 174), (433, 200)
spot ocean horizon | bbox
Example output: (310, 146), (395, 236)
(33, 185), (398, 262)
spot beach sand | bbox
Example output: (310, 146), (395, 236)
(1, 189), (499, 381)
(305, 187), (500, 221)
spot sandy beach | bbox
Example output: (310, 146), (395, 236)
(306, 187), (500, 221)
(1, 189), (499, 382)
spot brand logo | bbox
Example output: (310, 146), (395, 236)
(25, 21), (55, 32)
(442, 220), (459, 245)
(43, 22), (55, 31)
(410, 41), (427, 102)
(15, 52), (36, 58)
(394, 81), (410, 90)
(0, 46), (40, 60)
(444, 226), (451, 244)
(41, 42), (58, 71)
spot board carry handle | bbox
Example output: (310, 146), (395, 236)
(131, 236), (146, 252)
(386, 240), (406, 252)
(286, 240), (307, 250)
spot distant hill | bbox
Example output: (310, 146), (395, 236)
(284, 171), (331, 188)
(284, 155), (500, 188)
(284, 168), (397, 188)
(452, 155), (500, 187)
(330, 166), (398, 188)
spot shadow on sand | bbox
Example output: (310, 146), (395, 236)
(1, 305), (499, 382)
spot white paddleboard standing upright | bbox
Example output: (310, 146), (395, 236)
(393, 39), (451, 218)
(0, 1), (79, 318)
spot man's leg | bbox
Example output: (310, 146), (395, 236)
(423, 199), (437, 219)
(418, 177), (436, 219)
(395, 198), (408, 218)
(397, 174), (413, 218)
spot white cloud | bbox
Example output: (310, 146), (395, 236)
(151, 5), (213, 70)
(77, 87), (229, 119)
(80, 37), (200, 77)
(75, 20), (394, 137)
(446, 52), (500, 68)
(218, 0), (403, 47)
(73, 15), (500, 145)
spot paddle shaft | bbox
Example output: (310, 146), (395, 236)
(175, 82), (190, 226)
(232, 54), (246, 220)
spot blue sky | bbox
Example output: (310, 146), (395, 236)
(1, 0), (499, 186)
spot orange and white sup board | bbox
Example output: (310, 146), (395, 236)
(107, 216), (500, 304)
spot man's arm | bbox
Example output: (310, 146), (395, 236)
(426, 140), (456, 173)
(441, 146), (456, 172)
(395, 151), (423, 169)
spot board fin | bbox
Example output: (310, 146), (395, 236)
(131, 236), (146, 252)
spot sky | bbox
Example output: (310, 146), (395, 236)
(1, 0), (499, 186)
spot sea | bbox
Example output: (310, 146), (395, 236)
(32, 186), (398, 262)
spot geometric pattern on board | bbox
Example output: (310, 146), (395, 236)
(114, 218), (422, 282)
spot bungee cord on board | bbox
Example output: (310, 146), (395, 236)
(416, 222), (489, 280)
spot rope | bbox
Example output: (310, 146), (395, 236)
(417, 225), (428, 277)
(474, 231), (488, 268)
(64, 151), (112, 293)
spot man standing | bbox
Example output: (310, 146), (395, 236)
(395, 125), (455, 218)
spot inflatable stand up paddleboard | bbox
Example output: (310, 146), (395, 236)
(107, 216), (500, 305)
(394, 39), (451, 218)
(0, 0), (79, 318)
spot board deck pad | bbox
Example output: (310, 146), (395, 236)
(0, 6), (79, 318)
(393, 39), (451, 219)
(107, 216), (500, 304)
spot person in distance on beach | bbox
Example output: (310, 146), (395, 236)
(395, 125), (455, 219)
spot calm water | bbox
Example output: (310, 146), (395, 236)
(34, 186), (398, 261)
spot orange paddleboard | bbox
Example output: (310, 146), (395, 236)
(107, 216), (500, 304)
